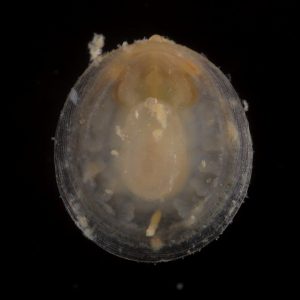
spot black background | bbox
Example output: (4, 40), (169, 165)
(10, 0), (296, 297)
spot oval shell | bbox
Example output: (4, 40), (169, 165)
(54, 34), (253, 262)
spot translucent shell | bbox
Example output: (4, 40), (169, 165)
(54, 35), (253, 262)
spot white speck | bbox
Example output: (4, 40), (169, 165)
(83, 228), (94, 239)
(228, 205), (236, 216)
(88, 33), (105, 62)
(243, 100), (249, 112)
(69, 88), (79, 105)
(144, 97), (168, 129)
(185, 214), (196, 226)
(78, 216), (88, 228)
(198, 160), (207, 172)
(120, 41), (131, 52)
(135, 110), (139, 119)
(72, 202), (80, 212)
(176, 283), (184, 291)
(110, 149), (119, 157)
(115, 125), (126, 141)
(105, 189), (113, 195)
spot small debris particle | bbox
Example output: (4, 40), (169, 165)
(111, 149), (119, 157)
(149, 35), (174, 44)
(105, 189), (113, 195)
(146, 210), (162, 237)
(144, 97), (168, 128)
(115, 125), (126, 141)
(201, 160), (206, 168)
(243, 100), (249, 112)
(69, 88), (79, 105)
(135, 110), (139, 119)
(88, 33), (105, 62)
(176, 283), (184, 291)
(186, 215), (196, 226)
(120, 41), (130, 52)
(150, 237), (164, 251)
(83, 227), (94, 239)
(78, 216), (88, 228)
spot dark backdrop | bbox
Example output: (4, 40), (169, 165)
(11, 1), (296, 297)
